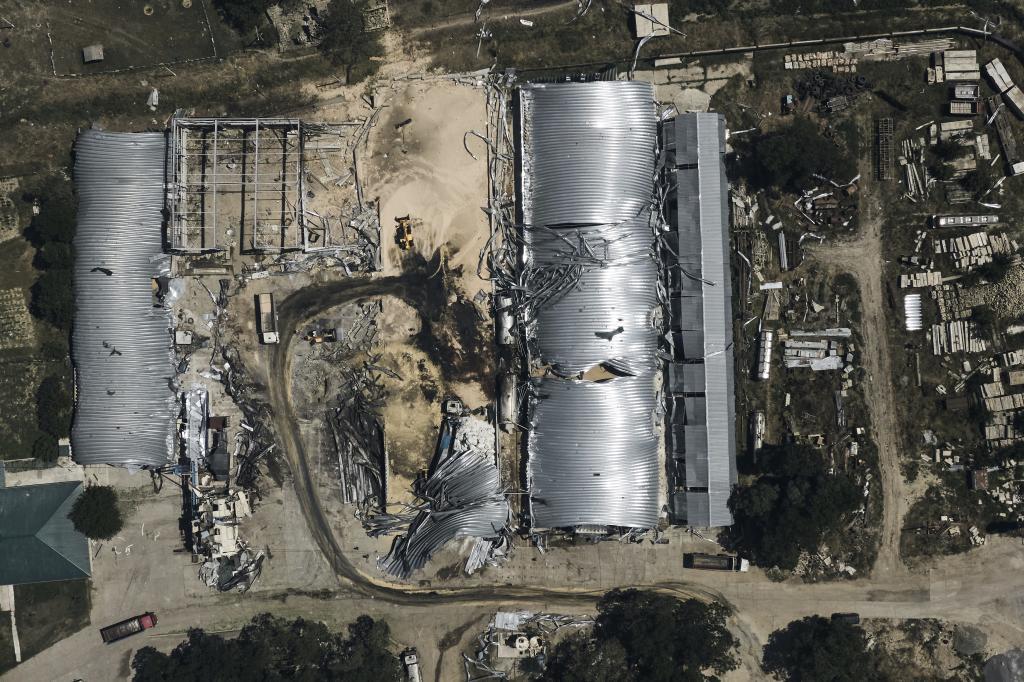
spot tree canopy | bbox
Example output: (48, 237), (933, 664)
(762, 616), (883, 682)
(727, 444), (861, 569)
(24, 176), (76, 246)
(36, 375), (73, 439)
(739, 117), (855, 194)
(68, 485), (123, 541)
(132, 613), (402, 681)
(319, 0), (382, 83)
(540, 589), (739, 682)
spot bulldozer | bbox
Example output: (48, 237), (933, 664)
(395, 215), (414, 251)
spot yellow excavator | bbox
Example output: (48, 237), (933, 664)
(395, 215), (414, 251)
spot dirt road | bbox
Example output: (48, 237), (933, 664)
(805, 169), (909, 577)
(409, 0), (580, 36)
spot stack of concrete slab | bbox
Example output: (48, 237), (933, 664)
(900, 271), (943, 288)
(941, 50), (980, 81)
(931, 320), (988, 355)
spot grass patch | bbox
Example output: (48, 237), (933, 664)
(12, 579), (91, 662)
(0, 614), (15, 676)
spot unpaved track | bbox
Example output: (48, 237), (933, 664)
(805, 165), (908, 577)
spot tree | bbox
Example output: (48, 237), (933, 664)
(740, 118), (856, 194)
(319, 0), (382, 83)
(35, 242), (73, 270)
(68, 485), (123, 540)
(212, 0), (275, 34)
(541, 633), (633, 682)
(727, 444), (861, 569)
(132, 613), (402, 681)
(30, 269), (74, 329)
(762, 616), (884, 681)
(31, 434), (59, 463)
(542, 590), (738, 682)
(931, 138), (964, 163)
(23, 175), (76, 246)
(976, 253), (1013, 283)
(36, 375), (73, 438)
(596, 589), (739, 681)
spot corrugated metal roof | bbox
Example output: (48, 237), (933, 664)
(527, 372), (660, 529)
(518, 81), (662, 530)
(71, 130), (177, 468)
(667, 114), (737, 528)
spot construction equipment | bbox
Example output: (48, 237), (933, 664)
(395, 215), (414, 250)
(304, 328), (338, 344)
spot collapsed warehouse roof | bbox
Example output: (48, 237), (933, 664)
(517, 80), (662, 530)
(381, 416), (509, 578)
(664, 113), (737, 527)
(71, 130), (177, 468)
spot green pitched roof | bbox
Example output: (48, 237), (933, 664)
(0, 481), (91, 585)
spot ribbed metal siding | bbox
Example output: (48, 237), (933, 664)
(527, 373), (660, 529)
(669, 114), (737, 528)
(518, 81), (662, 529)
(520, 81), (658, 226)
(71, 130), (176, 468)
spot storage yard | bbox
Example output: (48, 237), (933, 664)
(9, 2), (1024, 678)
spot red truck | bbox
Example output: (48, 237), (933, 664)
(100, 612), (158, 643)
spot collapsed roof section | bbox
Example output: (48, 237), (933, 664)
(518, 81), (662, 530)
(72, 130), (176, 468)
(381, 418), (509, 578)
(664, 113), (737, 528)
(527, 373), (661, 529)
(519, 81), (660, 376)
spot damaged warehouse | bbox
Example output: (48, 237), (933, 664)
(507, 81), (738, 534)
(517, 81), (664, 531)
(71, 130), (178, 468)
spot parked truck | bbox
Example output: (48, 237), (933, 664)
(400, 648), (422, 682)
(683, 553), (749, 572)
(100, 612), (158, 643)
(255, 293), (279, 344)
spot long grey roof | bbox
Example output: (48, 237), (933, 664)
(665, 113), (736, 527)
(518, 81), (662, 530)
(72, 130), (177, 468)
(527, 372), (660, 529)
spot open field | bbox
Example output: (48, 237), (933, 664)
(11, 579), (91, 663)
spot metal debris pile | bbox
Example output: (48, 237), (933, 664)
(380, 413), (510, 579)
(463, 611), (594, 681)
(219, 348), (278, 490)
(329, 361), (388, 511)
(191, 489), (264, 592)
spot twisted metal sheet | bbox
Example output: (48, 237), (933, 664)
(527, 372), (661, 529)
(381, 433), (509, 578)
(71, 130), (177, 468)
(519, 81), (661, 376)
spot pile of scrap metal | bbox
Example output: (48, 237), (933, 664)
(329, 361), (387, 511)
(380, 412), (510, 579)
(463, 611), (594, 680)
(793, 70), (870, 112)
(218, 348), (277, 490)
(192, 489), (264, 592)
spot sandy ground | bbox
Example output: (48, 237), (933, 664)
(363, 79), (491, 295)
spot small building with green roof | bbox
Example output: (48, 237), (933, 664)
(0, 481), (91, 585)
